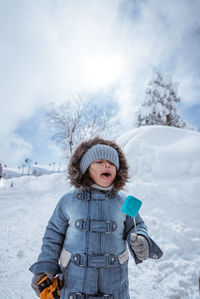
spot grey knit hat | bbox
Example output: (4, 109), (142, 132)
(80, 144), (119, 174)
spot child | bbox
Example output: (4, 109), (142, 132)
(30, 137), (163, 299)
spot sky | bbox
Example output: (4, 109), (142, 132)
(0, 0), (200, 167)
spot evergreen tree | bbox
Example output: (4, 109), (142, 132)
(136, 72), (187, 128)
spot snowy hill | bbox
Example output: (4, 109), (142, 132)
(1, 164), (59, 179)
(118, 126), (200, 298)
(0, 126), (199, 298)
(118, 125), (200, 178)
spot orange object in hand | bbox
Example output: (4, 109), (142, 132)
(37, 274), (63, 299)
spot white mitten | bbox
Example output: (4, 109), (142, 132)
(130, 233), (149, 260)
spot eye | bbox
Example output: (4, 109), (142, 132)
(95, 160), (102, 164)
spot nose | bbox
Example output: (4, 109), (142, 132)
(104, 161), (111, 168)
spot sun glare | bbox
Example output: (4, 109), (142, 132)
(82, 53), (124, 89)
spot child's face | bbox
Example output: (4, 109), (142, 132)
(89, 159), (117, 188)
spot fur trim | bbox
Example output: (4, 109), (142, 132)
(67, 137), (129, 190)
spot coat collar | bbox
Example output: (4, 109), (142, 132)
(91, 183), (114, 192)
(76, 188), (116, 201)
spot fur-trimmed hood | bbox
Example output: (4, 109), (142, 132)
(67, 137), (129, 191)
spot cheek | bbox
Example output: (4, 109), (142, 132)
(89, 166), (99, 181)
(89, 166), (98, 176)
(112, 174), (117, 182)
(88, 168), (94, 179)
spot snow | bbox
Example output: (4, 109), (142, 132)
(136, 72), (194, 130)
(0, 126), (200, 298)
(119, 126), (200, 178)
(156, 85), (166, 98)
(2, 164), (63, 179)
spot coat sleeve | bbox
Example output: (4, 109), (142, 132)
(29, 197), (69, 274)
(123, 213), (163, 264)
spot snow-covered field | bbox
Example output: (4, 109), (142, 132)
(2, 164), (62, 179)
(0, 126), (199, 298)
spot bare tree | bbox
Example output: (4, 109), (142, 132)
(52, 161), (56, 173)
(0, 163), (2, 180)
(21, 163), (26, 176)
(25, 158), (32, 175)
(46, 95), (119, 158)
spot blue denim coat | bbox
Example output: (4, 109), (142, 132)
(30, 188), (163, 299)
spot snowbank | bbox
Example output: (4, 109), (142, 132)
(118, 126), (200, 298)
(118, 125), (200, 178)
(2, 164), (59, 179)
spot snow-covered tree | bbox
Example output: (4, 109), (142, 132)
(136, 72), (187, 128)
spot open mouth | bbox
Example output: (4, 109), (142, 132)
(101, 172), (112, 180)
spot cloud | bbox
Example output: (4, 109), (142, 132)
(0, 133), (32, 166)
(0, 0), (199, 164)
(113, 0), (200, 125)
(47, 142), (64, 161)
